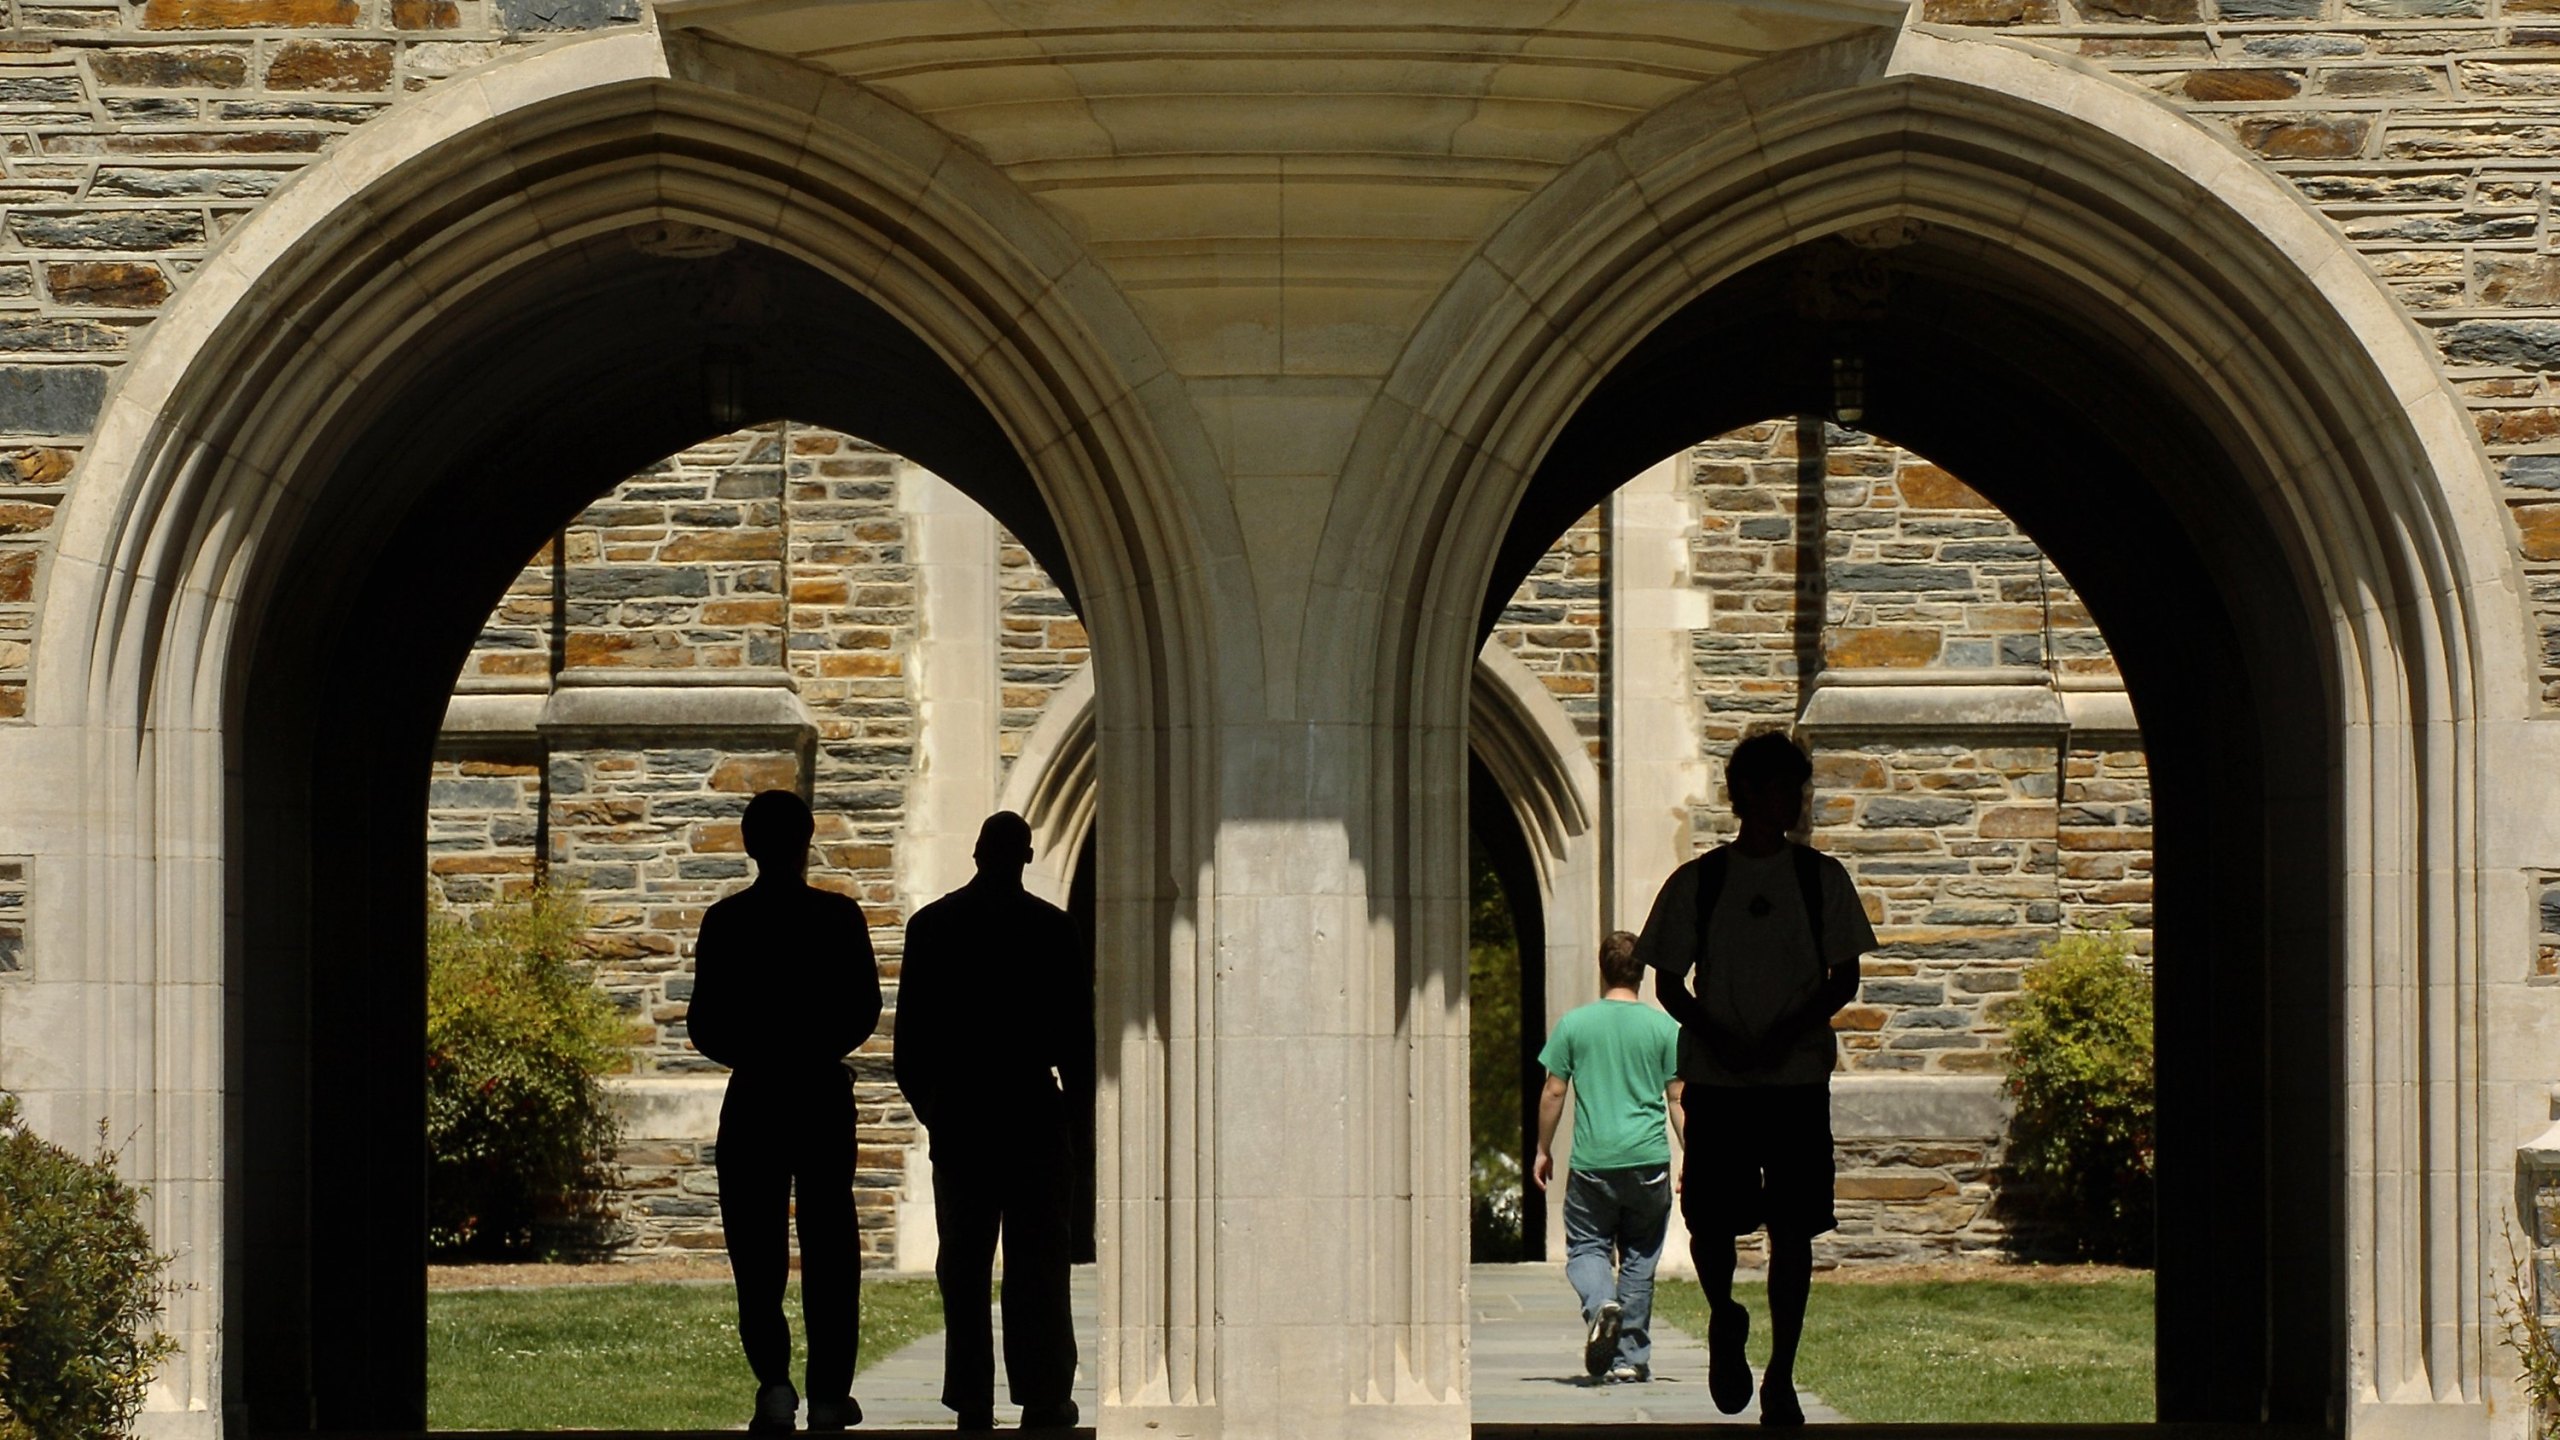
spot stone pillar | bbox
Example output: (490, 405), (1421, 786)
(1601, 453), (1711, 1272)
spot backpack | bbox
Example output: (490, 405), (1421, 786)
(1681, 843), (1830, 1077)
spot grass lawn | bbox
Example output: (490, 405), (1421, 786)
(427, 1277), (943, 1431)
(1650, 1270), (2156, 1423)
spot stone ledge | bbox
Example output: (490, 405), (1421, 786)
(1799, 680), (2068, 734)
(438, 691), (546, 738)
(605, 1074), (726, 1141)
(1828, 1073), (2010, 1139)
(537, 682), (816, 744)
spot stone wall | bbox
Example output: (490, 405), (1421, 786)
(1919, 0), (2560, 706)
(1489, 506), (1606, 756)
(995, 530), (1086, 775)
(0, 0), (641, 723)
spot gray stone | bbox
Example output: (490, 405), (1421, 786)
(0, 365), (106, 435)
(2541, 888), (2560, 935)
(2507, 456), (2560, 490)
(427, 777), (521, 809)
(2239, 34), (2367, 58)
(89, 167), (293, 200)
(2218, 0), (2322, 16)
(6, 209), (203, 251)
(2444, 320), (2560, 371)
(499, 0), (642, 28)
(2346, 0), (2482, 16)
(1832, 563), (1975, 592)
(1863, 978), (1946, 1006)
(568, 565), (711, 599)
(0, 76), (83, 105)
(0, 927), (19, 974)
(103, 97), (194, 121)
(1889, 1008), (1973, 1029)
(1861, 796), (1973, 827)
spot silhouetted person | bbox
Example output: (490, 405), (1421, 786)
(690, 789), (883, 1435)
(1533, 930), (1684, 1383)
(1635, 732), (1877, 1426)
(895, 812), (1091, 1432)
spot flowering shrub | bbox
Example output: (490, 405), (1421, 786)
(2001, 920), (2155, 1264)
(0, 1094), (176, 1440)
(426, 885), (627, 1258)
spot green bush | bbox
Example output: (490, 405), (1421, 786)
(426, 885), (627, 1259)
(1468, 848), (1529, 1261)
(2001, 920), (2155, 1264)
(0, 1094), (177, 1440)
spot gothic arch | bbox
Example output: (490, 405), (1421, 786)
(1332, 24), (2537, 1432)
(28, 28), (1242, 1430)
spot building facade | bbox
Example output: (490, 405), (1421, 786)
(0, 3), (2556, 1437)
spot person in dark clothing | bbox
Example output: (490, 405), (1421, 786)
(689, 789), (883, 1435)
(1634, 732), (1878, 1428)
(895, 811), (1092, 1433)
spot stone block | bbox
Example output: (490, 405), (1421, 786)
(7, 210), (203, 251)
(140, 0), (359, 26)
(40, 261), (166, 308)
(392, 0), (460, 24)
(498, 0), (641, 29)
(88, 47), (250, 88)
(265, 40), (392, 92)
(2518, 504), (2560, 562)
(1862, 977), (1946, 1006)
(1826, 627), (1940, 667)
(0, 367), (105, 435)
(1861, 796), (1973, 828)
(2232, 116), (2370, 159)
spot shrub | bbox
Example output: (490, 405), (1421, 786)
(2500, 1216), (2560, 1440)
(426, 885), (627, 1259)
(1468, 848), (1529, 1261)
(2000, 920), (2155, 1264)
(0, 1094), (177, 1440)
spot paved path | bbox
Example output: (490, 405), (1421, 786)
(848, 1264), (1840, 1428)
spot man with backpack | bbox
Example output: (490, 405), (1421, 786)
(1635, 731), (1879, 1426)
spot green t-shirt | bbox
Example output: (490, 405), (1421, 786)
(1537, 999), (1682, 1171)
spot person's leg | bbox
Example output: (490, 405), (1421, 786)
(1560, 1168), (1619, 1324)
(795, 1091), (862, 1409)
(1682, 1091), (1754, 1415)
(1611, 1165), (1675, 1373)
(1001, 1112), (1079, 1415)
(715, 1115), (795, 1392)
(1763, 1227), (1813, 1393)
(933, 1153), (1004, 1422)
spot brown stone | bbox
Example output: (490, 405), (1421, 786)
(1936, 1050), (2009, 1074)
(0, 502), (53, 537)
(2519, 503), (2560, 560)
(428, 854), (535, 876)
(700, 598), (784, 626)
(1832, 1005), (1889, 1032)
(1813, 754), (1886, 790)
(2476, 255), (2560, 308)
(2479, 407), (2560, 442)
(1919, 0), (2058, 24)
(141, 0), (358, 27)
(391, 0), (460, 25)
(2060, 828), (2154, 852)
(45, 261), (170, 308)
(264, 40), (391, 92)
(831, 845), (894, 870)
(2183, 69), (2300, 101)
(660, 530), (783, 562)
(821, 653), (904, 678)
(2234, 117), (2370, 160)
(1895, 464), (1991, 509)
(457, 761), (539, 778)
(0, 683), (21, 719)
(0, 550), (31, 603)
(690, 822), (744, 853)
(1834, 1173), (1959, 1201)
(710, 755), (799, 793)
(8, 448), (70, 485)
(1978, 806), (2057, 839)
(1826, 626), (1941, 668)
(88, 47), (249, 87)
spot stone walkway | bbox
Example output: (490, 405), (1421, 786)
(847, 1264), (1840, 1428)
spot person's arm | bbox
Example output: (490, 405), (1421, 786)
(687, 909), (738, 1068)
(1634, 867), (1708, 1033)
(1668, 1077), (1687, 1194)
(1532, 1072), (1569, 1191)
(891, 910), (941, 1130)
(819, 899), (884, 1060)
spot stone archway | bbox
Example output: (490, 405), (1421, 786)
(1327, 26), (2539, 1436)
(28, 30), (1240, 1433)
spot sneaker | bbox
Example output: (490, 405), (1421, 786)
(1707, 1300), (1752, 1415)
(750, 1381), (799, 1435)
(1021, 1399), (1081, 1429)
(1608, 1361), (1651, 1383)
(1758, 1378), (1806, 1428)
(806, 1396), (861, 1431)
(1583, 1300), (1624, 1377)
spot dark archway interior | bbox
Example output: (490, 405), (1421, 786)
(1468, 751), (1549, 1261)
(233, 239), (1080, 1431)
(1485, 241), (2339, 1429)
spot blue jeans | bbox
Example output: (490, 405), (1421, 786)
(1562, 1162), (1674, 1369)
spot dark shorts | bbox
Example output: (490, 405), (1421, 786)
(1679, 1082), (1837, 1239)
